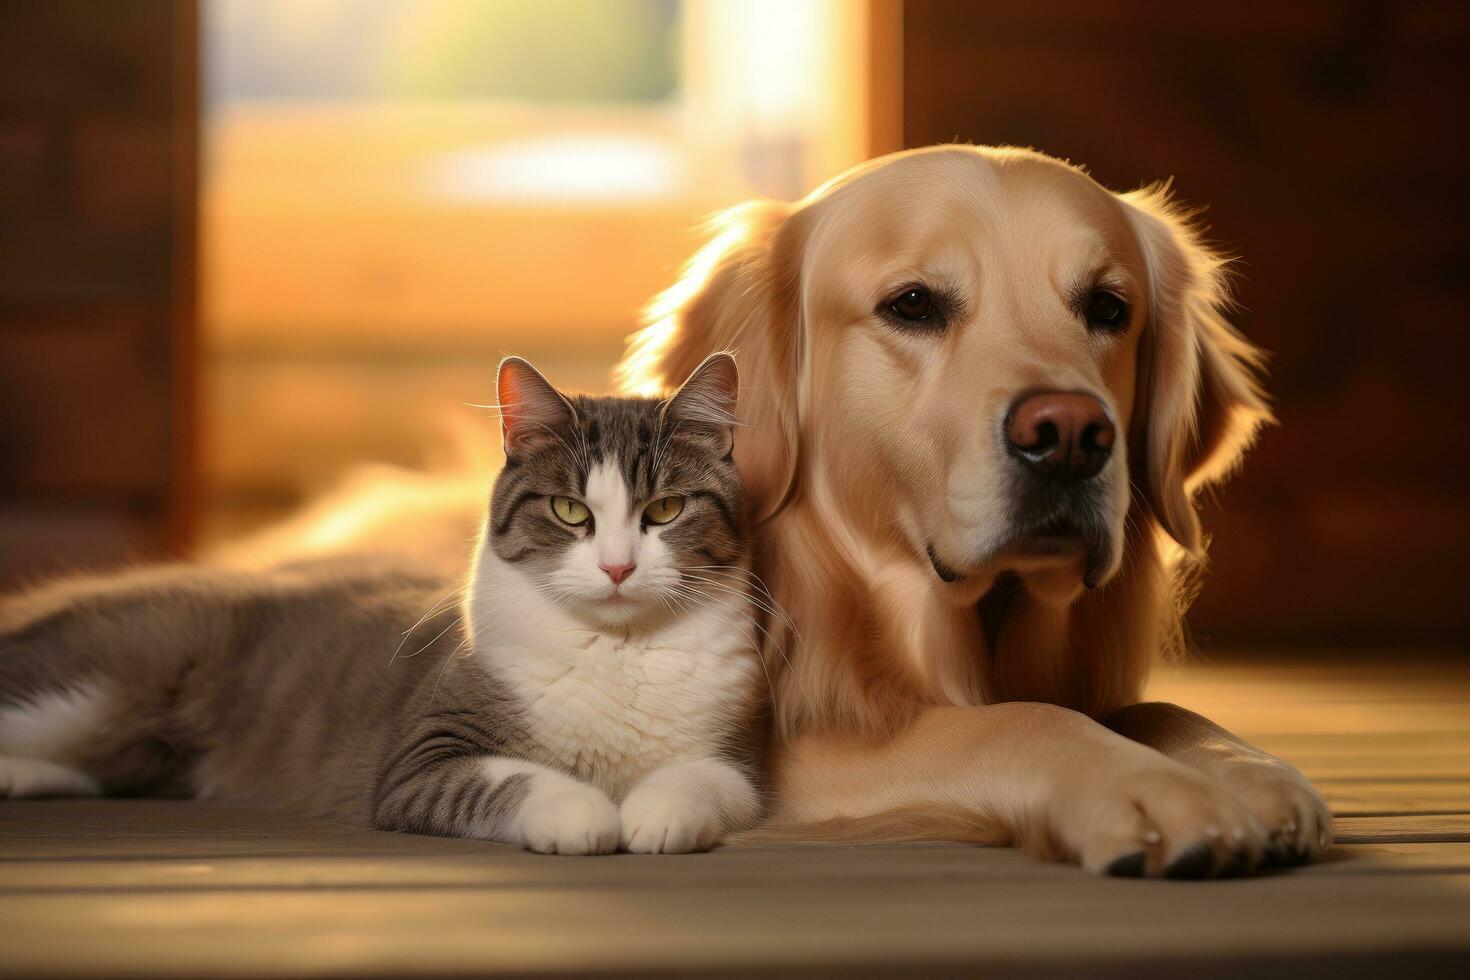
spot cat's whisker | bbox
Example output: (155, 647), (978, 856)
(680, 571), (801, 642)
(673, 594), (780, 709)
(399, 613), (462, 662)
(428, 641), (462, 703)
(751, 647), (781, 711)
(666, 582), (767, 669)
(390, 585), (465, 665)
(653, 590), (681, 621)
(680, 565), (801, 640)
(678, 573), (801, 646)
(666, 583), (784, 659)
(670, 581), (797, 678)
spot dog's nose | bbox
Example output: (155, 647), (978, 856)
(600, 562), (636, 586)
(1006, 391), (1115, 484)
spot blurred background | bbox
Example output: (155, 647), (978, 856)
(0, 0), (1464, 652)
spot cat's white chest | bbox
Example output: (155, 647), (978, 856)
(485, 614), (756, 799)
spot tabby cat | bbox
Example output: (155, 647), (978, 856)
(0, 353), (766, 854)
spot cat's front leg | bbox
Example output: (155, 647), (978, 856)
(376, 755), (619, 855)
(491, 759), (622, 856)
(619, 757), (760, 854)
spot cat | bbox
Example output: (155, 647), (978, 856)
(0, 352), (767, 854)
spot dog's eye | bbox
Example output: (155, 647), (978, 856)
(879, 283), (953, 332)
(1086, 290), (1130, 332)
(888, 287), (933, 322)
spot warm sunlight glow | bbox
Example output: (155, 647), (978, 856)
(426, 134), (683, 204)
(201, 0), (886, 543)
(619, 206), (764, 397)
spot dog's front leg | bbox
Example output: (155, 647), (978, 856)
(772, 702), (1281, 877)
(1103, 702), (1333, 865)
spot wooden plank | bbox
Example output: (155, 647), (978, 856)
(0, 800), (484, 862)
(3, 802), (1468, 873)
(1334, 814), (1470, 844)
(1317, 779), (1470, 816)
(5, 839), (1470, 895)
(1, 863), (1467, 978)
(1148, 660), (1470, 796)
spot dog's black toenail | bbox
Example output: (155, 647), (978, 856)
(1107, 852), (1147, 877)
(1165, 843), (1214, 879)
(1261, 837), (1293, 868)
(1219, 852), (1249, 878)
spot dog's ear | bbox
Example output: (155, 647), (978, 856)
(1120, 185), (1273, 555)
(496, 356), (575, 460)
(619, 201), (800, 522)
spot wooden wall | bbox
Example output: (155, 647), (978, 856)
(902, 1), (1469, 645)
(0, 1), (196, 588)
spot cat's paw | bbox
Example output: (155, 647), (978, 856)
(619, 783), (725, 854)
(0, 756), (100, 799)
(518, 781), (620, 856)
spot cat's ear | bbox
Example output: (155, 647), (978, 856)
(664, 352), (740, 456)
(496, 356), (575, 459)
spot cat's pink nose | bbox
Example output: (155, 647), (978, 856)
(600, 562), (636, 586)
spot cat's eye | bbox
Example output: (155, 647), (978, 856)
(643, 496), (684, 525)
(550, 496), (590, 526)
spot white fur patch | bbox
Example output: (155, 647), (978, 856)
(0, 683), (107, 762)
(478, 757), (620, 855)
(0, 756), (100, 798)
(620, 757), (759, 852)
(582, 460), (637, 570)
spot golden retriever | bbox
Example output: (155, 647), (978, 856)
(618, 144), (1331, 878)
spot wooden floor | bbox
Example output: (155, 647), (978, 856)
(2, 655), (1468, 978)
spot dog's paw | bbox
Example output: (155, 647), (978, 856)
(1206, 755), (1333, 866)
(1056, 756), (1270, 878)
(517, 781), (620, 856)
(619, 782), (724, 854)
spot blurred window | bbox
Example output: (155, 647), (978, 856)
(209, 0), (680, 105)
(201, 0), (879, 541)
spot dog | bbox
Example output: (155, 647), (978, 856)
(618, 145), (1331, 878)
